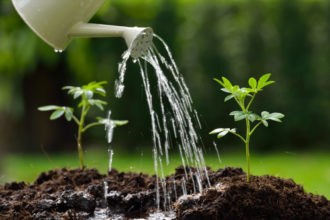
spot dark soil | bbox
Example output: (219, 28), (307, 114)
(0, 167), (329, 219)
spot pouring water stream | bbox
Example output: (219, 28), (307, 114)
(112, 34), (210, 210)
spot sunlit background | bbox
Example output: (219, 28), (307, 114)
(0, 0), (329, 198)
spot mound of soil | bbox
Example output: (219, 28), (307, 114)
(0, 167), (329, 219)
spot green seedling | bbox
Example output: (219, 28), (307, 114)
(38, 81), (128, 169)
(210, 73), (284, 182)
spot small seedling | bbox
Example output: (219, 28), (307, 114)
(38, 81), (128, 169)
(210, 74), (284, 182)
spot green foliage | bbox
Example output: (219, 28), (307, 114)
(38, 81), (128, 169)
(210, 74), (284, 181)
(1, 0), (330, 151)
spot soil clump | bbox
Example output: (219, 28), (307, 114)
(0, 167), (329, 219)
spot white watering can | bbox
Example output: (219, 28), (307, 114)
(12, 0), (153, 59)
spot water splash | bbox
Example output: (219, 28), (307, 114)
(115, 50), (130, 98)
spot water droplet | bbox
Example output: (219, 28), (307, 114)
(54, 49), (63, 53)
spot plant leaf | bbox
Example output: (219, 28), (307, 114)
(230, 111), (246, 121)
(112, 120), (129, 126)
(217, 130), (229, 139)
(74, 90), (83, 99)
(209, 128), (226, 134)
(248, 113), (260, 122)
(221, 77), (233, 91)
(210, 128), (236, 139)
(38, 105), (60, 111)
(268, 112), (285, 122)
(50, 109), (65, 120)
(248, 77), (257, 89)
(214, 78), (225, 87)
(84, 90), (93, 99)
(95, 103), (104, 111)
(221, 88), (231, 93)
(262, 120), (269, 127)
(95, 88), (106, 96)
(261, 111), (270, 118)
(257, 73), (275, 90)
(62, 86), (74, 90)
(64, 108), (73, 121)
(224, 94), (234, 102)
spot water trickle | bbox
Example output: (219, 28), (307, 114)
(114, 34), (209, 210)
(213, 141), (222, 164)
(181, 178), (187, 196)
(108, 148), (114, 172)
(105, 111), (115, 144)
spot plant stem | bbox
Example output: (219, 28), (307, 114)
(245, 117), (251, 182)
(246, 92), (256, 111)
(83, 122), (103, 133)
(228, 130), (246, 143)
(72, 115), (80, 126)
(77, 104), (88, 169)
(250, 120), (263, 136)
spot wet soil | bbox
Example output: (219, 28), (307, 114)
(0, 167), (329, 219)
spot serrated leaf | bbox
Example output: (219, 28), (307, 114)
(210, 128), (236, 139)
(257, 73), (272, 90)
(224, 94), (234, 102)
(261, 111), (270, 118)
(221, 88), (231, 93)
(232, 85), (239, 93)
(74, 90), (83, 99)
(248, 77), (257, 89)
(95, 103), (104, 111)
(209, 128), (226, 134)
(84, 90), (93, 99)
(62, 86), (74, 90)
(262, 120), (269, 127)
(268, 112), (285, 122)
(97, 117), (108, 124)
(248, 113), (257, 122)
(38, 105), (60, 111)
(112, 120), (129, 126)
(50, 110), (65, 120)
(214, 78), (225, 87)
(222, 77), (233, 91)
(95, 88), (106, 96)
(263, 81), (275, 87)
(235, 114), (246, 121)
(229, 111), (243, 116)
(65, 109), (73, 121)
(230, 111), (246, 121)
(217, 130), (229, 139)
(269, 112), (285, 118)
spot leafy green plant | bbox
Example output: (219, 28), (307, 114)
(210, 74), (284, 182)
(38, 81), (128, 169)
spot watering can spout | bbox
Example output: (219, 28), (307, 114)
(69, 23), (153, 59)
(11, 0), (153, 59)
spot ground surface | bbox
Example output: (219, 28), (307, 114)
(0, 167), (329, 219)
(1, 149), (329, 199)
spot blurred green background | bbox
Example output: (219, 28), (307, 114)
(0, 0), (329, 197)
